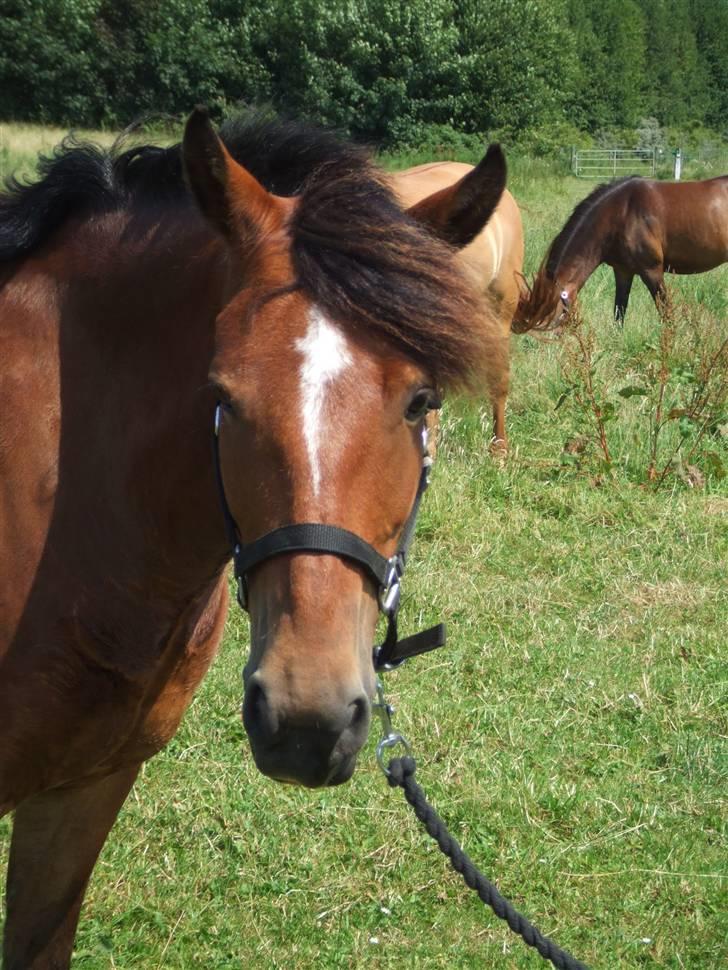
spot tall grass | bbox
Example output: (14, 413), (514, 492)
(0, 125), (726, 969)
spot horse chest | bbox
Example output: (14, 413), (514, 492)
(103, 578), (229, 766)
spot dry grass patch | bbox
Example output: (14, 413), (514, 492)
(623, 578), (717, 609)
(703, 495), (728, 515)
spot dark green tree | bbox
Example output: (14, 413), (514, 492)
(452, 0), (579, 135)
(638, 0), (711, 126)
(567, 0), (647, 131)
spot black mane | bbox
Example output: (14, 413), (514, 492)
(0, 115), (366, 263)
(0, 113), (500, 391)
(545, 176), (638, 277)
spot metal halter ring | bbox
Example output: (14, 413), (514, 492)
(378, 556), (403, 615)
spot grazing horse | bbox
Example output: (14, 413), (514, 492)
(514, 174), (728, 331)
(0, 109), (508, 968)
(393, 160), (524, 448)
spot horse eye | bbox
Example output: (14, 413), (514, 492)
(211, 380), (234, 412)
(405, 389), (440, 422)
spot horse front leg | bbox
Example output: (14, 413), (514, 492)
(613, 267), (634, 326)
(489, 317), (511, 457)
(3, 764), (139, 970)
(639, 267), (668, 316)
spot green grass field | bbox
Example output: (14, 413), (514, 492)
(1, 125), (726, 968)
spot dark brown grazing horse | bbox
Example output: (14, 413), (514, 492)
(514, 174), (728, 331)
(0, 109), (508, 968)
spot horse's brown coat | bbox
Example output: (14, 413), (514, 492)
(0, 113), (509, 967)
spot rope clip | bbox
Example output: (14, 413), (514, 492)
(373, 678), (411, 776)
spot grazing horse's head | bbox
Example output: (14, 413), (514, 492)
(512, 270), (574, 333)
(183, 110), (506, 787)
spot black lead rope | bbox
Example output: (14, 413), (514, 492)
(374, 685), (590, 970)
(385, 756), (590, 970)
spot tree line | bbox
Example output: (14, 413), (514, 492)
(1, 0), (726, 149)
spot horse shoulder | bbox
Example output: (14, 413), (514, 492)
(0, 264), (62, 656)
(459, 189), (523, 299)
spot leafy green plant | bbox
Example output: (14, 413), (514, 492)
(555, 298), (728, 487)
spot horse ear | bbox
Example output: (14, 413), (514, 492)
(406, 143), (507, 249)
(182, 106), (284, 244)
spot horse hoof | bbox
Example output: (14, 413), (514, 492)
(489, 437), (508, 459)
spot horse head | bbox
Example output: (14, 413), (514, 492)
(512, 270), (575, 333)
(182, 109), (506, 787)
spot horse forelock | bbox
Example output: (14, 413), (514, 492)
(290, 159), (502, 393)
(0, 113), (502, 395)
(512, 267), (563, 332)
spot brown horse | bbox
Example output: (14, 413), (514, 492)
(393, 160), (524, 447)
(0, 110), (508, 968)
(514, 174), (728, 331)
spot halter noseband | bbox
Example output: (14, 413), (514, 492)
(212, 404), (445, 671)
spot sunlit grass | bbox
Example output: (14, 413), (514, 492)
(0, 128), (726, 969)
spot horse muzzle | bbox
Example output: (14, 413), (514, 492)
(241, 670), (371, 787)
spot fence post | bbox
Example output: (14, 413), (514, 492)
(673, 148), (682, 180)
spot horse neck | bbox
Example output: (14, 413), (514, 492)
(55, 210), (232, 600)
(546, 190), (620, 294)
(546, 228), (603, 295)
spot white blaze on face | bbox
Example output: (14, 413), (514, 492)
(295, 307), (353, 495)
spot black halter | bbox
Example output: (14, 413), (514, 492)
(212, 404), (445, 671)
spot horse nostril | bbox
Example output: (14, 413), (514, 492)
(243, 679), (277, 739)
(349, 695), (369, 732)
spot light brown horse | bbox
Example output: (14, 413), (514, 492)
(514, 174), (728, 331)
(0, 110), (508, 968)
(393, 159), (524, 447)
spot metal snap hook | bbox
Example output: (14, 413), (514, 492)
(373, 679), (412, 776)
(376, 733), (412, 776)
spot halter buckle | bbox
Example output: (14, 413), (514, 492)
(379, 555), (403, 615)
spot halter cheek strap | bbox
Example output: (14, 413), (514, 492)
(212, 404), (446, 671)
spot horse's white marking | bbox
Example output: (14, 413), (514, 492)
(295, 308), (353, 495)
(484, 215), (502, 285)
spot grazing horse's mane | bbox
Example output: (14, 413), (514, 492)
(513, 176), (639, 331)
(544, 176), (637, 278)
(0, 114), (500, 391)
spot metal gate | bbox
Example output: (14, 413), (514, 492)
(571, 148), (656, 179)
